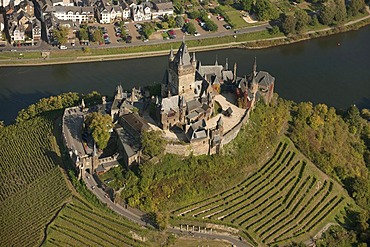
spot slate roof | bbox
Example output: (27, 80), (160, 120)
(174, 41), (192, 67)
(161, 95), (179, 113)
(121, 112), (150, 134)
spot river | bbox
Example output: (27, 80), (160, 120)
(0, 26), (369, 124)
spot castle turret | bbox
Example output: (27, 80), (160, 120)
(225, 58), (229, 71)
(253, 56), (257, 77)
(233, 63), (237, 83)
(169, 46), (174, 61)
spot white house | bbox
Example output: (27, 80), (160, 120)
(51, 0), (74, 6)
(100, 6), (123, 24)
(12, 25), (25, 42)
(131, 4), (151, 21)
(53, 6), (94, 24)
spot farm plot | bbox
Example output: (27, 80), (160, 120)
(44, 196), (148, 247)
(173, 139), (349, 246)
(0, 117), (71, 246)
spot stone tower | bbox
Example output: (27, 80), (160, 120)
(166, 42), (196, 99)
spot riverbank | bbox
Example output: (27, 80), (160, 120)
(0, 13), (369, 67)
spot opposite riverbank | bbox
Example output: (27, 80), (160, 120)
(0, 13), (369, 67)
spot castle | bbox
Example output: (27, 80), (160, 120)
(63, 41), (276, 179)
(155, 41), (275, 152)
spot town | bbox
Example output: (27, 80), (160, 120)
(0, 0), (254, 49)
(62, 40), (274, 179)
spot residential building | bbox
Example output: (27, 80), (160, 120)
(53, 6), (94, 24)
(131, 3), (151, 21)
(151, 0), (173, 19)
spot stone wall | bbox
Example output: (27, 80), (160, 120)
(165, 140), (210, 156)
(165, 109), (250, 156)
(221, 109), (250, 146)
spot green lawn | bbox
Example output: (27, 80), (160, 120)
(218, 5), (256, 29)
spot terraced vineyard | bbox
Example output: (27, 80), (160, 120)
(0, 117), (71, 246)
(173, 138), (350, 246)
(44, 196), (149, 247)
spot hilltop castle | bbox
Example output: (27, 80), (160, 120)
(155, 41), (275, 151)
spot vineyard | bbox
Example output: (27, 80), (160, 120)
(173, 138), (351, 246)
(0, 117), (71, 246)
(44, 196), (149, 247)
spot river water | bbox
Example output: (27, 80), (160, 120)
(0, 26), (369, 124)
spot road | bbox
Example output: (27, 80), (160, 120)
(84, 174), (253, 247)
(0, 22), (271, 52)
(169, 228), (252, 247)
(83, 174), (152, 227)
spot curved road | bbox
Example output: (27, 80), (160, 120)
(83, 174), (252, 247)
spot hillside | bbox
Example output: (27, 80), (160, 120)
(0, 116), (71, 246)
(43, 196), (150, 247)
(172, 137), (352, 246)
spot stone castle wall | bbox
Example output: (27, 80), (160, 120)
(165, 140), (210, 156)
(221, 109), (250, 146)
(165, 109), (250, 156)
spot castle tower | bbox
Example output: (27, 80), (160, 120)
(225, 58), (229, 71)
(179, 95), (186, 124)
(166, 41), (196, 99)
(115, 84), (124, 99)
(250, 58), (258, 94)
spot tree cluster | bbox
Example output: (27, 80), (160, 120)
(85, 112), (113, 150)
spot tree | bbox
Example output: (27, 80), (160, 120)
(142, 22), (155, 39)
(91, 29), (103, 43)
(348, 0), (366, 16)
(53, 26), (69, 45)
(310, 14), (320, 26)
(281, 14), (297, 35)
(141, 130), (166, 157)
(241, 0), (253, 12)
(78, 27), (89, 41)
(295, 9), (310, 33)
(254, 0), (279, 21)
(320, 2), (336, 25)
(185, 22), (196, 34)
(334, 0), (347, 24)
(87, 112), (113, 150)
(175, 15), (184, 28)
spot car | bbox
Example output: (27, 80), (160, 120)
(224, 25), (231, 30)
(217, 16), (224, 21)
(143, 39), (149, 42)
(59, 45), (67, 50)
(194, 32), (200, 36)
(195, 18), (201, 23)
(234, 30), (240, 34)
(125, 35), (132, 43)
(91, 185), (95, 190)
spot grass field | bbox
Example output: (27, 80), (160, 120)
(0, 116), (72, 246)
(172, 137), (351, 246)
(218, 5), (253, 29)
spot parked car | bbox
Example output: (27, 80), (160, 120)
(224, 24), (231, 30)
(59, 45), (67, 50)
(125, 35), (132, 43)
(194, 32), (200, 36)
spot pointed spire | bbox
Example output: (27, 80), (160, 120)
(81, 98), (85, 109)
(233, 63), (237, 82)
(179, 54), (183, 66)
(192, 52), (196, 63)
(169, 46), (174, 61)
(225, 58), (229, 71)
(215, 55), (218, 66)
(253, 56), (257, 76)
(167, 89), (171, 98)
